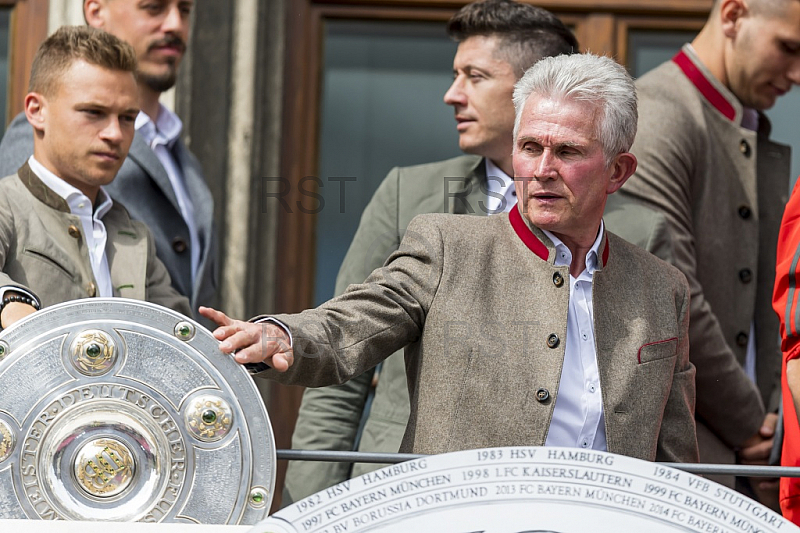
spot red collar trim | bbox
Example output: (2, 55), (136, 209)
(509, 208), (610, 267)
(672, 50), (736, 122)
(509, 208), (548, 261)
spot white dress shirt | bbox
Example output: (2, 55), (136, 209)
(484, 159), (516, 215)
(542, 222), (608, 451)
(28, 156), (114, 297)
(136, 106), (201, 284)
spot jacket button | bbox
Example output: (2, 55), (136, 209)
(736, 331), (748, 347)
(738, 205), (751, 219)
(536, 388), (550, 403)
(739, 268), (753, 283)
(172, 237), (188, 253)
(87, 282), (96, 297)
(68, 225), (81, 239)
(739, 140), (751, 157)
(552, 272), (564, 288)
(547, 334), (560, 349)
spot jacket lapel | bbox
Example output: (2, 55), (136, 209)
(173, 141), (213, 238)
(103, 208), (148, 300)
(126, 133), (182, 212)
(450, 156), (487, 214)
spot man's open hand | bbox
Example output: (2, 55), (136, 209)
(199, 306), (294, 372)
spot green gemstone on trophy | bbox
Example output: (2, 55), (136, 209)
(202, 409), (217, 424)
(179, 326), (191, 338)
(86, 343), (102, 358)
(251, 491), (264, 503)
(0, 344), (5, 357)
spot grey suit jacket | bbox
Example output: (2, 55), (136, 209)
(263, 210), (697, 463)
(0, 164), (191, 315)
(0, 113), (218, 319)
(622, 46), (790, 462)
(284, 154), (675, 504)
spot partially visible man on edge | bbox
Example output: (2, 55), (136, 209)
(613, 0), (800, 504)
(0, 0), (217, 323)
(773, 178), (800, 524)
(282, 0), (673, 505)
(0, 25), (190, 330)
(202, 54), (699, 470)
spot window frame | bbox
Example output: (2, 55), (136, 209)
(276, 0), (712, 314)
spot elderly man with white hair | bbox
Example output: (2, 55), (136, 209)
(201, 54), (698, 463)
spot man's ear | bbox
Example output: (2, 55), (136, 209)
(719, 0), (749, 39)
(606, 152), (637, 195)
(24, 92), (47, 135)
(84, 0), (106, 29)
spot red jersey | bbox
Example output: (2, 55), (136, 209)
(773, 178), (800, 524)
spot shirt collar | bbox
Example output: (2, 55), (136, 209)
(508, 206), (609, 268)
(485, 158), (513, 188)
(28, 155), (113, 217)
(542, 220), (604, 275)
(741, 108), (760, 132)
(135, 105), (183, 147)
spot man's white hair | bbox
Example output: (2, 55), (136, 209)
(512, 53), (638, 163)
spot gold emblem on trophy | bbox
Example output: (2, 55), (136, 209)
(70, 330), (116, 376)
(74, 438), (135, 497)
(186, 396), (233, 442)
(0, 420), (14, 463)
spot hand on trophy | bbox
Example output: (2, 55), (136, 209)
(199, 306), (294, 372)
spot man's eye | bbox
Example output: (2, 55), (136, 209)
(141, 3), (164, 15)
(782, 42), (800, 54)
(522, 143), (540, 153)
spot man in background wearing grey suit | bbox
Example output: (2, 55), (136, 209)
(0, 0), (216, 318)
(281, 0), (673, 505)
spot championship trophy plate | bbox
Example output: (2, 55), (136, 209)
(253, 446), (798, 532)
(0, 298), (275, 524)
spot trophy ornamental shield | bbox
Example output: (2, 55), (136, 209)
(0, 298), (276, 524)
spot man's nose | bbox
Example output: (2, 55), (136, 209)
(161, 4), (187, 35)
(100, 118), (125, 144)
(788, 59), (800, 86)
(534, 151), (558, 180)
(444, 74), (466, 107)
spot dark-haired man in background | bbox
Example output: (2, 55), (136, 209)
(282, 0), (671, 505)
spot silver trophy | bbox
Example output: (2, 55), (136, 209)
(0, 298), (275, 523)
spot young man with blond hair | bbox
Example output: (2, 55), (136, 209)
(0, 25), (189, 328)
